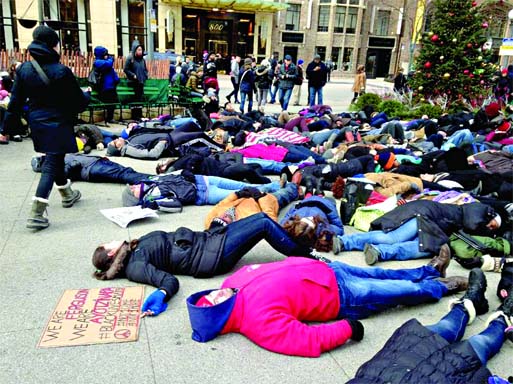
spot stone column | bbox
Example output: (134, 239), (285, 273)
(89, 0), (117, 54)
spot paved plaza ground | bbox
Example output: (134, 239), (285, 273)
(1, 76), (511, 383)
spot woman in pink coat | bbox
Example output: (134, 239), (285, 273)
(187, 252), (468, 357)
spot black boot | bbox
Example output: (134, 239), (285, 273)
(314, 177), (325, 196)
(460, 268), (489, 316)
(303, 175), (315, 196)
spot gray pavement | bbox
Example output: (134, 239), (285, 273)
(1, 78), (511, 383)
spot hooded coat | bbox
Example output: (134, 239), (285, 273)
(125, 228), (227, 300)
(348, 319), (491, 384)
(255, 65), (272, 89)
(186, 257), (353, 357)
(123, 43), (148, 85)
(238, 64), (255, 94)
(280, 196), (344, 236)
(2, 41), (90, 153)
(93, 46), (119, 91)
(370, 200), (497, 254)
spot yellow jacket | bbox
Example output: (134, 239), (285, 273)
(205, 193), (279, 229)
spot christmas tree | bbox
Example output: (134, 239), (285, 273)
(409, 0), (496, 107)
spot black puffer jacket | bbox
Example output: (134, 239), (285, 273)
(125, 229), (227, 298)
(370, 201), (496, 254)
(347, 319), (491, 384)
(123, 43), (148, 85)
(2, 42), (90, 153)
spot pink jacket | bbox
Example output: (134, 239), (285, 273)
(220, 258), (353, 357)
(232, 143), (288, 162)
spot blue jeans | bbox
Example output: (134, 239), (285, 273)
(194, 175), (279, 205)
(441, 129), (474, 151)
(309, 129), (341, 145)
(279, 88), (293, 111)
(427, 304), (507, 364)
(270, 83), (279, 103)
(99, 128), (117, 145)
(218, 212), (308, 273)
(240, 91), (253, 113)
(36, 153), (67, 199)
(271, 183), (298, 208)
(329, 262), (446, 319)
(339, 218), (431, 261)
(89, 160), (151, 184)
(308, 86), (323, 107)
(283, 145), (326, 164)
(244, 158), (291, 175)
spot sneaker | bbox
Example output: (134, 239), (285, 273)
(279, 173), (288, 189)
(332, 236), (344, 255)
(363, 243), (380, 265)
(427, 244), (451, 278)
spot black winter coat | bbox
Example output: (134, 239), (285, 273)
(347, 319), (491, 384)
(3, 42), (90, 153)
(370, 201), (496, 254)
(305, 61), (328, 88)
(125, 229), (227, 299)
(123, 44), (148, 85)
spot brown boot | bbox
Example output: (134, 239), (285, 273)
(438, 276), (469, 293)
(428, 244), (451, 277)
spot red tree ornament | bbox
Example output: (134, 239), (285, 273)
(431, 34), (439, 42)
(463, 69), (470, 74)
(424, 61), (432, 69)
(482, 22), (489, 28)
(467, 43), (473, 48)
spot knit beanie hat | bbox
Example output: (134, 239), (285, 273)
(106, 145), (121, 156)
(375, 151), (396, 170)
(33, 25), (60, 48)
(244, 58), (252, 65)
(485, 102), (500, 118)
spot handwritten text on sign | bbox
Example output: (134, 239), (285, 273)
(38, 286), (144, 348)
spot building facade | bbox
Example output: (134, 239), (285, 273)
(1, 1), (507, 77)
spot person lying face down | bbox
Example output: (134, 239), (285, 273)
(187, 249), (469, 357)
(92, 213), (322, 317)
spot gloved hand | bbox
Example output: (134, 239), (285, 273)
(235, 187), (263, 199)
(96, 142), (105, 151)
(142, 289), (168, 317)
(347, 319), (364, 341)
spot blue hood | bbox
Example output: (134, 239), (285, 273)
(186, 289), (237, 342)
(94, 46), (108, 59)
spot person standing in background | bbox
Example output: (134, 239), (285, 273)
(351, 64), (366, 104)
(278, 55), (297, 112)
(93, 46), (119, 123)
(123, 41), (148, 120)
(255, 59), (272, 110)
(291, 59), (304, 106)
(306, 54), (328, 107)
(226, 56), (240, 104)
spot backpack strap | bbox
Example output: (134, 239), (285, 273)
(31, 60), (50, 86)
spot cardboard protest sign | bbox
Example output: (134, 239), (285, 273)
(38, 286), (145, 348)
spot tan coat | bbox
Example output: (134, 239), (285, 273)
(205, 193), (279, 229)
(352, 72), (366, 93)
(364, 172), (423, 197)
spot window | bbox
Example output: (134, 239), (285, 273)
(334, 7), (345, 33)
(346, 7), (358, 34)
(331, 47), (340, 70)
(285, 4), (301, 31)
(0, 0), (18, 51)
(58, 0), (91, 53)
(376, 10), (390, 36)
(317, 6), (330, 32)
(337, 0), (359, 3)
(342, 47), (353, 71)
(320, 0), (331, 3)
(316, 46), (326, 61)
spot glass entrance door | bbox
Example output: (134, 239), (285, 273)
(184, 38), (196, 58)
(208, 40), (228, 56)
